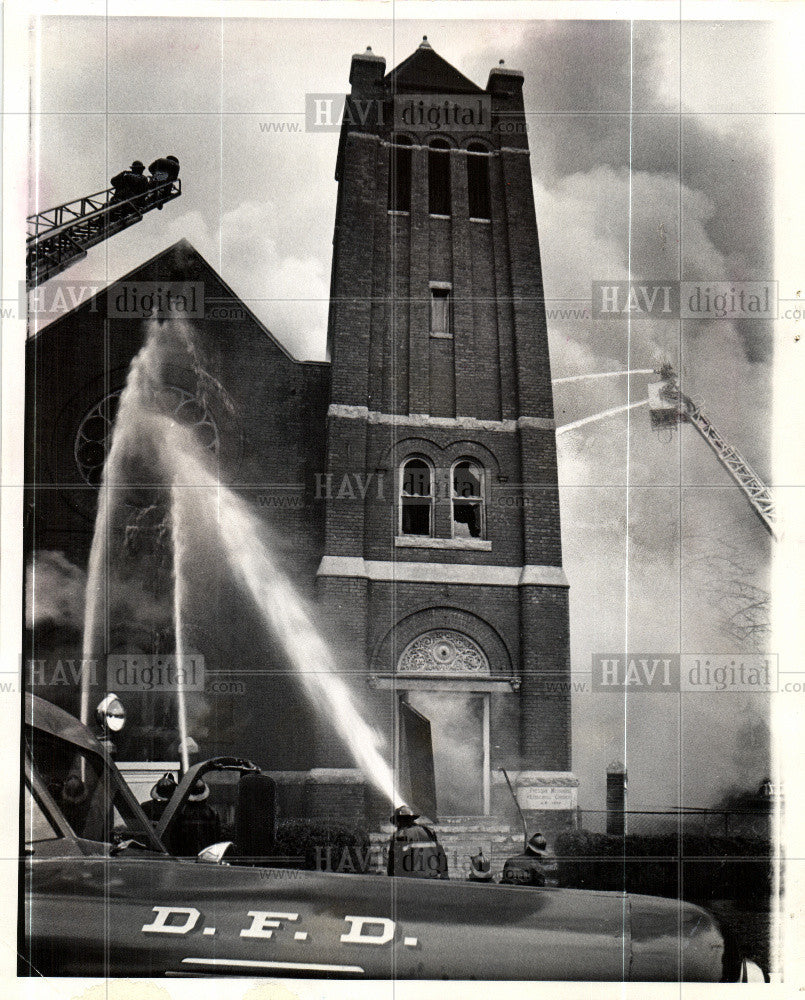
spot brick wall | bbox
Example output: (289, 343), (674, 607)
(320, 49), (572, 777)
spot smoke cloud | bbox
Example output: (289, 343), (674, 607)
(26, 550), (86, 631)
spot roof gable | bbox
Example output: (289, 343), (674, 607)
(30, 239), (326, 366)
(385, 42), (484, 95)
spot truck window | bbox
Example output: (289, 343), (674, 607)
(25, 727), (154, 847)
(23, 782), (60, 843)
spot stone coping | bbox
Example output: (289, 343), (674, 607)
(373, 819), (516, 836)
(267, 768), (365, 785)
(492, 770), (579, 787)
(120, 765), (580, 795)
(118, 761), (179, 775)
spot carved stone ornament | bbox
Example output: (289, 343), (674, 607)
(398, 630), (490, 675)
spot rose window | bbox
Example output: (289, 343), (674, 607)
(74, 387), (219, 486)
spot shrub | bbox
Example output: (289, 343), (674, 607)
(273, 819), (371, 872)
(554, 830), (772, 906)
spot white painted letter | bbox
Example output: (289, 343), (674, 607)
(340, 916), (395, 946)
(240, 911), (299, 939)
(142, 906), (200, 935)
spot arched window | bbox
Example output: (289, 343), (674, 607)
(428, 138), (451, 216)
(466, 142), (491, 220)
(451, 460), (485, 539)
(400, 457), (433, 536)
(388, 135), (413, 212)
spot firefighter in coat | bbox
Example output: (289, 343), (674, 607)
(501, 832), (559, 887)
(387, 806), (448, 879)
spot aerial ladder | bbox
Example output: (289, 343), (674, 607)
(647, 364), (778, 539)
(26, 178), (181, 290)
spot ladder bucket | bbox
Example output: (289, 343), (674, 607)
(647, 380), (682, 429)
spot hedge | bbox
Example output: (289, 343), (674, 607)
(273, 819), (371, 872)
(554, 830), (772, 906)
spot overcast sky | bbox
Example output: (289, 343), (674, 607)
(30, 14), (779, 810)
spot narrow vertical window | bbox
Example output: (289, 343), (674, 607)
(452, 460), (484, 538)
(388, 135), (413, 212)
(428, 138), (451, 216)
(467, 143), (491, 220)
(430, 286), (452, 336)
(401, 458), (433, 536)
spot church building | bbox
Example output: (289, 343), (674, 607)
(24, 40), (576, 847)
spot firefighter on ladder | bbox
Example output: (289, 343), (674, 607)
(148, 155), (181, 209)
(110, 160), (150, 215)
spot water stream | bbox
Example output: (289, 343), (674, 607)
(81, 320), (401, 805)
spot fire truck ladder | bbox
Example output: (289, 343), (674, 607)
(26, 179), (181, 290)
(655, 369), (778, 539)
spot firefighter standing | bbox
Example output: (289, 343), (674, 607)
(148, 155), (180, 208)
(141, 772), (177, 824)
(168, 778), (222, 857)
(387, 806), (448, 879)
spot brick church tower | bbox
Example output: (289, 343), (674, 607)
(317, 39), (576, 823)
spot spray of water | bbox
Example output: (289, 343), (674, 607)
(170, 483), (190, 774)
(552, 368), (655, 385)
(556, 398), (648, 435)
(163, 424), (403, 807)
(80, 323), (167, 724)
(81, 487), (109, 727)
(82, 319), (402, 806)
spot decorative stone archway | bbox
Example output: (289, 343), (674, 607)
(368, 622), (516, 817)
(397, 630), (491, 676)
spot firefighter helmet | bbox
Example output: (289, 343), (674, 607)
(391, 805), (419, 824)
(469, 848), (493, 881)
(527, 832), (547, 854)
(187, 778), (210, 802)
(150, 772), (177, 802)
(61, 775), (87, 805)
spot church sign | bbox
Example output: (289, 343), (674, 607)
(517, 785), (578, 811)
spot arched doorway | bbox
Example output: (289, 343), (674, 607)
(397, 630), (491, 816)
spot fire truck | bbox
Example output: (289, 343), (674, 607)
(21, 692), (764, 981)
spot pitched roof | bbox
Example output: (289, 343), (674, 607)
(385, 39), (484, 95)
(29, 239), (327, 366)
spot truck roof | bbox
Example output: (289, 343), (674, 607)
(24, 693), (105, 755)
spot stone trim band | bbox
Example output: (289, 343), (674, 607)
(328, 404), (555, 433)
(350, 132), (532, 157)
(317, 556), (569, 588)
